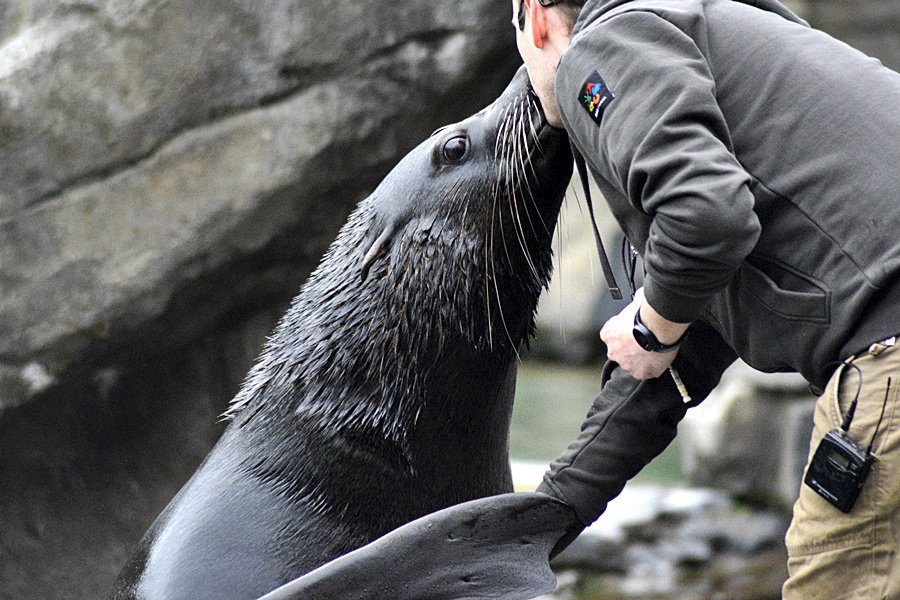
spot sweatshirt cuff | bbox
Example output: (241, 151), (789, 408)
(642, 274), (709, 324)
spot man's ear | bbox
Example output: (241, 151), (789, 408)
(526, 0), (549, 49)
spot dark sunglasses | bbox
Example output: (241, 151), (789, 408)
(517, 0), (557, 31)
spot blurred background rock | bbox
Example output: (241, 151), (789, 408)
(0, 1), (896, 598)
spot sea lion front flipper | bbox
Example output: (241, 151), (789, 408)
(256, 492), (578, 600)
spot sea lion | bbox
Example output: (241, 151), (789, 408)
(110, 66), (573, 600)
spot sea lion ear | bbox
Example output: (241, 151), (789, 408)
(360, 224), (395, 282)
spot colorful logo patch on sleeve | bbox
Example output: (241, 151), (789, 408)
(579, 71), (615, 126)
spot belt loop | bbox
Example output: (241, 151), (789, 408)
(830, 360), (850, 423)
(868, 335), (897, 357)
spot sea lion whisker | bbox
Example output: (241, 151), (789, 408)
(497, 111), (514, 201)
(495, 170), (520, 294)
(511, 108), (536, 214)
(488, 239), (520, 359)
(510, 164), (538, 278)
(507, 185), (539, 280)
(494, 107), (510, 160)
(521, 102), (553, 239)
(507, 155), (541, 282)
(525, 90), (546, 156)
(516, 108), (542, 218)
(487, 162), (519, 353)
(521, 182), (549, 243)
(485, 178), (500, 351)
(554, 208), (566, 309)
(509, 110), (547, 271)
(520, 173), (551, 244)
(503, 141), (531, 278)
(516, 98), (538, 177)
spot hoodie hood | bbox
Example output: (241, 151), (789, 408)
(572, 0), (808, 36)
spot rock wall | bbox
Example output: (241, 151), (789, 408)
(680, 364), (815, 510)
(0, 2), (521, 598)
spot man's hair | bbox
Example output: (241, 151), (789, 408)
(552, 0), (587, 28)
(518, 0), (587, 32)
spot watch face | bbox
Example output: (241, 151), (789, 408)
(632, 311), (685, 353)
(632, 327), (655, 351)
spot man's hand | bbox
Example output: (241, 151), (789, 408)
(599, 289), (688, 380)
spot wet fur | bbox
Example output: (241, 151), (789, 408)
(111, 69), (572, 600)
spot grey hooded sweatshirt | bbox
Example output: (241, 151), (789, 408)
(559, 0), (900, 388)
(538, 0), (899, 530)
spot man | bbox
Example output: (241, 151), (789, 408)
(513, 0), (900, 596)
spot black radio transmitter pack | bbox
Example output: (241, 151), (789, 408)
(804, 428), (874, 513)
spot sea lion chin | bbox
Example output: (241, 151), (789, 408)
(110, 66), (573, 600)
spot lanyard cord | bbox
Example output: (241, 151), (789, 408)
(571, 143), (622, 300)
(571, 144), (692, 403)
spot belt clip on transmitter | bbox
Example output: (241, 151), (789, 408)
(804, 366), (891, 513)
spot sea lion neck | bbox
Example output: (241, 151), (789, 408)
(225, 193), (541, 424)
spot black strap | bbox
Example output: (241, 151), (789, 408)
(571, 143), (622, 299)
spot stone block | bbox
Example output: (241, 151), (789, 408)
(681, 362), (816, 510)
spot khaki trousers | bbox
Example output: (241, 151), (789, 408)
(784, 340), (900, 599)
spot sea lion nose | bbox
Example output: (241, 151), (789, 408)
(489, 65), (531, 109)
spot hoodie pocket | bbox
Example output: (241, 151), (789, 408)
(741, 255), (831, 323)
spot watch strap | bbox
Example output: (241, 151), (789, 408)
(633, 310), (686, 352)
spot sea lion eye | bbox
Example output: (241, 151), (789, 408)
(442, 136), (468, 163)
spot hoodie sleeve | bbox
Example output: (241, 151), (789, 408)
(557, 10), (761, 323)
(537, 320), (737, 532)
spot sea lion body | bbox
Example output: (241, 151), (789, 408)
(111, 67), (572, 600)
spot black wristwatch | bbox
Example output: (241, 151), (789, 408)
(632, 310), (686, 353)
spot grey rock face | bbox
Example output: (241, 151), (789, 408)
(0, 1), (521, 597)
(0, 0), (520, 410)
(680, 362), (816, 510)
(0, 2), (502, 213)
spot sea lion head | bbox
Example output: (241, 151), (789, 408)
(358, 65), (573, 352)
(227, 65), (571, 473)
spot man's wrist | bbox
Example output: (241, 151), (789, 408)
(636, 303), (690, 348)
